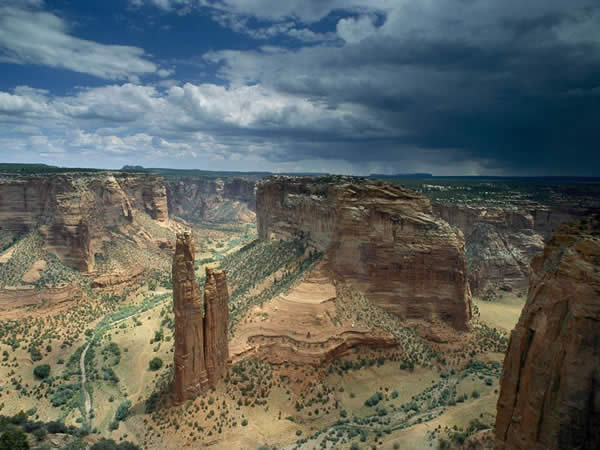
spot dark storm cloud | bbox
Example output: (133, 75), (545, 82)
(206, 1), (600, 174)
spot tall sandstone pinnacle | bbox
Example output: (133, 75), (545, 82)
(203, 268), (230, 385)
(173, 232), (209, 403)
(495, 218), (600, 450)
(173, 232), (230, 403)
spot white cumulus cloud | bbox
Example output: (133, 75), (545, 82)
(0, 2), (160, 80)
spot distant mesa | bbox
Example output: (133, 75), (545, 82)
(172, 232), (229, 403)
(495, 218), (600, 450)
(256, 175), (472, 331)
(369, 173), (433, 178)
(121, 165), (146, 172)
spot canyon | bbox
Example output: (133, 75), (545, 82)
(432, 201), (597, 297)
(1, 167), (598, 450)
(495, 218), (600, 450)
(0, 171), (256, 278)
(172, 232), (229, 402)
(165, 176), (256, 224)
(0, 172), (169, 272)
(256, 176), (472, 331)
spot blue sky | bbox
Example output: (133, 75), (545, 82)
(1, 0), (599, 175)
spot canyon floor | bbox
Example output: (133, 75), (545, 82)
(0, 211), (525, 449)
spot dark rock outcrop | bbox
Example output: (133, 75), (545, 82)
(495, 218), (600, 450)
(256, 176), (472, 331)
(173, 233), (229, 402)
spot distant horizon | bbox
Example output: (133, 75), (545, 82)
(1, 162), (598, 180)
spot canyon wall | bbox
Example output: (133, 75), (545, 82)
(256, 176), (472, 330)
(495, 218), (600, 450)
(0, 172), (168, 271)
(432, 203), (596, 296)
(173, 233), (229, 402)
(166, 177), (256, 223)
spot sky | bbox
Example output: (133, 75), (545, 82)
(0, 0), (599, 176)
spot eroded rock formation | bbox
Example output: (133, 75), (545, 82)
(495, 218), (600, 450)
(166, 177), (256, 223)
(173, 233), (229, 402)
(256, 176), (472, 330)
(0, 172), (169, 271)
(173, 232), (209, 402)
(203, 268), (230, 385)
(229, 263), (398, 366)
(433, 203), (594, 296)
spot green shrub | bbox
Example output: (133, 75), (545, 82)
(33, 364), (50, 379)
(148, 357), (163, 371)
(30, 348), (42, 362)
(364, 392), (383, 407)
(0, 428), (30, 450)
(51, 384), (78, 407)
(102, 367), (119, 383)
(90, 439), (140, 450)
(114, 401), (131, 422)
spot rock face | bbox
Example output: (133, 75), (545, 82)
(166, 177), (256, 223)
(0, 172), (169, 271)
(173, 233), (209, 402)
(495, 218), (600, 450)
(256, 176), (472, 330)
(173, 233), (229, 402)
(433, 203), (593, 296)
(203, 268), (230, 385)
(229, 264), (398, 366)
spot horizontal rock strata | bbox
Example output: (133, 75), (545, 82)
(256, 176), (472, 330)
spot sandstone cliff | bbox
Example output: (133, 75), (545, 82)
(256, 176), (472, 330)
(173, 233), (229, 402)
(433, 203), (593, 296)
(203, 267), (230, 385)
(166, 177), (255, 223)
(495, 218), (600, 450)
(0, 172), (169, 272)
(173, 232), (209, 402)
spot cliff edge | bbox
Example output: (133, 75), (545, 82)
(256, 176), (472, 331)
(495, 218), (600, 450)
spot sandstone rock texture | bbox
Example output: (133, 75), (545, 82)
(230, 263), (397, 366)
(256, 176), (472, 330)
(166, 177), (256, 223)
(495, 218), (600, 450)
(203, 268), (230, 385)
(173, 232), (209, 402)
(173, 233), (229, 402)
(433, 203), (594, 296)
(0, 172), (168, 271)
